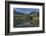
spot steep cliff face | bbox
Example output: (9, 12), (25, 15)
(29, 11), (39, 25)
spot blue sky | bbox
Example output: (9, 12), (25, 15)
(14, 8), (39, 13)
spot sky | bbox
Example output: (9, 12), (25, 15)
(14, 8), (39, 13)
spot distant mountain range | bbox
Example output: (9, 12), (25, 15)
(14, 10), (39, 15)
